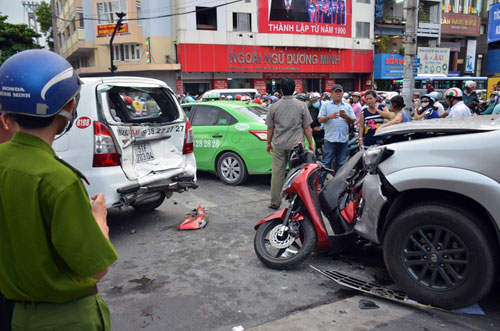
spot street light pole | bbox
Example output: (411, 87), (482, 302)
(401, 0), (418, 114)
(109, 12), (126, 75)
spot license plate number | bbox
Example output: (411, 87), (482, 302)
(134, 143), (155, 163)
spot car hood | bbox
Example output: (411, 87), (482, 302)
(375, 115), (500, 136)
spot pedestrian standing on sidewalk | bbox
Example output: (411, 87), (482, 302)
(0, 50), (118, 331)
(266, 78), (314, 210)
(358, 90), (392, 148)
(317, 84), (356, 188)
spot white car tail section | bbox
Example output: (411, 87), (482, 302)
(93, 121), (120, 167)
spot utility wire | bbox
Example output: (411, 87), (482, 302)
(52, 0), (243, 23)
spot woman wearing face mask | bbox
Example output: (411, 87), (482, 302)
(308, 92), (324, 157)
(414, 94), (439, 120)
(358, 90), (392, 148)
(480, 91), (499, 115)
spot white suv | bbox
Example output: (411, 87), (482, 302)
(52, 76), (197, 210)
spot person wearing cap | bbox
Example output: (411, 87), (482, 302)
(379, 95), (410, 130)
(266, 78), (314, 209)
(317, 84), (356, 187)
(411, 91), (421, 116)
(413, 94), (439, 120)
(350, 92), (363, 120)
(0, 50), (117, 330)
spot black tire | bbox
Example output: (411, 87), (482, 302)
(132, 192), (166, 211)
(383, 204), (495, 309)
(254, 217), (317, 270)
(216, 152), (248, 185)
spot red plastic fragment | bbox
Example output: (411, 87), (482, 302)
(178, 205), (207, 230)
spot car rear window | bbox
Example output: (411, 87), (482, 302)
(98, 85), (180, 124)
(236, 106), (268, 122)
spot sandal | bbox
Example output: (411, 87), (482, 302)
(268, 204), (280, 210)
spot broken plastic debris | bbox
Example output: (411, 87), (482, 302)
(232, 326), (244, 331)
(359, 299), (379, 310)
(452, 303), (485, 315)
(178, 205), (207, 230)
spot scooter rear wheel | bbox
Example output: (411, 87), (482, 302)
(254, 217), (317, 270)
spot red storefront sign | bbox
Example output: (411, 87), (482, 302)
(253, 79), (267, 94)
(294, 79), (304, 92)
(97, 23), (129, 36)
(176, 79), (184, 95)
(213, 79), (228, 89)
(177, 44), (372, 73)
(257, 0), (352, 37)
(324, 79), (335, 91)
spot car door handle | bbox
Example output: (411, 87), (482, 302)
(212, 135), (223, 138)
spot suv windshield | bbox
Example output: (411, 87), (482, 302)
(99, 85), (181, 124)
(236, 106), (268, 122)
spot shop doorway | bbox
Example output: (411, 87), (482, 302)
(184, 82), (211, 98)
(228, 79), (253, 88)
(335, 79), (354, 92)
(266, 79), (281, 95)
(303, 79), (323, 93)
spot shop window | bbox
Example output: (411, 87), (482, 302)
(233, 13), (251, 32)
(97, 0), (128, 24)
(228, 79), (252, 88)
(356, 22), (370, 38)
(113, 44), (142, 61)
(196, 7), (217, 30)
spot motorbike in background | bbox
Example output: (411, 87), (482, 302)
(253, 143), (366, 269)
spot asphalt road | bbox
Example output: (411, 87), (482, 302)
(100, 172), (500, 331)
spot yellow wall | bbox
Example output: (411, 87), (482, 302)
(487, 77), (500, 97)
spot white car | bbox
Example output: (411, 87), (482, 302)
(200, 88), (258, 101)
(53, 76), (197, 210)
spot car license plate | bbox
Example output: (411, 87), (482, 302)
(134, 143), (155, 163)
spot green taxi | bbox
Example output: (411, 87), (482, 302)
(182, 101), (272, 185)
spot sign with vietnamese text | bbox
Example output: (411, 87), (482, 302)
(97, 23), (129, 36)
(417, 47), (450, 76)
(373, 54), (404, 79)
(441, 13), (480, 37)
(176, 44), (373, 73)
(258, 0), (351, 37)
(488, 3), (500, 43)
(213, 79), (228, 89)
(253, 79), (267, 94)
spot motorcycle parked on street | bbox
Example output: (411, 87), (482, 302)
(254, 143), (365, 269)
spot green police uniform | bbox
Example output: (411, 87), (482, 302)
(0, 132), (118, 330)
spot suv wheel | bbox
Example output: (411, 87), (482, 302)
(216, 152), (248, 185)
(383, 203), (495, 309)
(132, 192), (166, 211)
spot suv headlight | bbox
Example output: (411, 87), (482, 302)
(282, 168), (305, 193)
(363, 147), (393, 174)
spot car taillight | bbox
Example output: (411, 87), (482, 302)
(93, 121), (120, 167)
(183, 117), (194, 154)
(250, 130), (267, 141)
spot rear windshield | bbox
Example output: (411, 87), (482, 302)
(98, 85), (181, 124)
(235, 106), (268, 122)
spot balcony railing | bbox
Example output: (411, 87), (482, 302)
(417, 22), (440, 38)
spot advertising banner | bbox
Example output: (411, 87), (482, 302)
(324, 79), (335, 91)
(177, 44), (372, 73)
(213, 79), (228, 89)
(417, 47), (450, 76)
(373, 54), (404, 79)
(488, 3), (500, 43)
(253, 79), (267, 94)
(97, 23), (129, 36)
(176, 79), (184, 95)
(465, 40), (477, 74)
(258, 0), (351, 37)
(441, 13), (480, 37)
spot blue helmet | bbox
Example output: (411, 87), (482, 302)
(0, 50), (81, 117)
(421, 93), (436, 102)
(255, 93), (261, 98)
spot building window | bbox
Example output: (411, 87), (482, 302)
(97, 0), (128, 24)
(196, 7), (217, 30)
(71, 15), (76, 32)
(357, 0), (370, 3)
(475, 53), (483, 76)
(356, 22), (370, 38)
(76, 8), (85, 28)
(137, 1), (142, 27)
(233, 12), (251, 32)
(59, 32), (64, 47)
(113, 44), (141, 61)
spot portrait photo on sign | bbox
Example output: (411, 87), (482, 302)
(268, 0), (346, 24)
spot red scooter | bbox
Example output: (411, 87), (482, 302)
(254, 143), (365, 269)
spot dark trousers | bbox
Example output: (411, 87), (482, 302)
(1, 293), (14, 331)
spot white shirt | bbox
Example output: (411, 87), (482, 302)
(448, 101), (471, 118)
(435, 101), (445, 116)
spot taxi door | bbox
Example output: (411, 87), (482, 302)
(189, 105), (230, 170)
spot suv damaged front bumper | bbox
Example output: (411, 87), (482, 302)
(115, 174), (198, 207)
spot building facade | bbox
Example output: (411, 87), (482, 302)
(54, 0), (375, 95)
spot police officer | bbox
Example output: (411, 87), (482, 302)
(0, 50), (118, 330)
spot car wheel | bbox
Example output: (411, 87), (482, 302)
(216, 152), (248, 185)
(132, 192), (166, 211)
(383, 203), (495, 309)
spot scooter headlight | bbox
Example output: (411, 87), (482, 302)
(362, 147), (393, 174)
(282, 169), (305, 193)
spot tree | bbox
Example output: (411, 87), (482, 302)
(36, 1), (54, 51)
(0, 14), (42, 64)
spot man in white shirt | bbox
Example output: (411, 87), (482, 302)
(443, 88), (471, 118)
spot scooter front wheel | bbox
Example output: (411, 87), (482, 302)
(254, 217), (317, 270)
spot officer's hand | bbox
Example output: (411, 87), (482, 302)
(91, 193), (109, 238)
